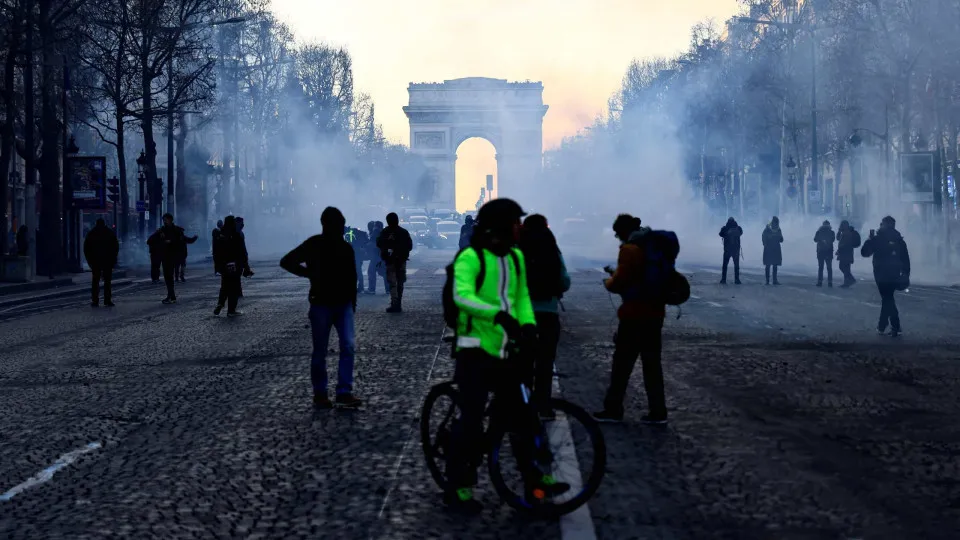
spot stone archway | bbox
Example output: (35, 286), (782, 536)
(403, 77), (548, 208)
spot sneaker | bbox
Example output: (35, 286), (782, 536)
(364, 289), (376, 295)
(734, 279), (742, 285)
(90, 301), (99, 307)
(719, 279), (727, 285)
(444, 488), (483, 515)
(162, 297), (177, 305)
(773, 280), (781, 285)
(890, 329), (902, 338)
(313, 394), (333, 409)
(641, 414), (668, 425)
(592, 409), (623, 423)
(335, 393), (363, 408)
(385, 305), (402, 314)
(877, 328), (887, 336)
(227, 310), (243, 317)
(213, 304), (223, 315)
(103, 301), (115, 307)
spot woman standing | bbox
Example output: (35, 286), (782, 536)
(762, 216), (784, 285)
(213, 216), (249, 316)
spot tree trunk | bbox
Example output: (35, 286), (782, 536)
(116, 113), (129, 239)
(141, 55), (159, 230)
(38, 0), (62, 275)
(0, 37), (18, 256)
(175, 112), (186, 221)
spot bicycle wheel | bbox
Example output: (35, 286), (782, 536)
(420, 381), (460, 490)
(488, 398), (606, 518)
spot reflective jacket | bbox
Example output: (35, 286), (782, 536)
(452, 246), (536, 359)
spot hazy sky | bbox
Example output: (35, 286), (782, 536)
(271, 0), (741, 210)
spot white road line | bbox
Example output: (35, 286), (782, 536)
(433, 268), (446, 275)
(406, 268), (419, 275)
(861, 302), (881, 308)
(0, 442), (102, 502)
(706, 301), (722, 308)
(689, 294), (700, 299)
(551, 374), (597, 540)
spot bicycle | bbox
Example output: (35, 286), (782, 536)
(420, 350), (606, 518)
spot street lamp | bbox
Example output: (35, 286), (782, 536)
(737, 15), (821, 215)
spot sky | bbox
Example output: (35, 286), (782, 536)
(270, 0), (742, 210)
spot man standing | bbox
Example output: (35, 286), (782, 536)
(147, 227), (162, 284)
(836, 220), (862, 288)
(344, 225), (369, 293)
(861, 216), (910, 337)
(280, 206), (362, 409)
(719, 217), (742, 284)
(762, 216), (783, 285)
(594, 214), (668, 425)
(377, 212), (413, 313)
(459, 215), (475, 250)
(157, 213), (189, 304)
(213, 216), (249, 316)
(211, 219), (224, 275)
(814, 220), (836, 287)
(83, 218), (119, 307)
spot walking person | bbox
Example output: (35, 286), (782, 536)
(377, 212), (413, 313)
(83, 218), (119, 307)
(344, 225), (369, 293)
(814, 220), (836, 287)
(213, 216), (249, 316)
(459, 215), (475, 249)
(211, 219), (224, 275)
(719, 217), (742, 284)
(762, 216), (783, 285)
(836, 220), (862, 288)
(861, 216), (910, 337)
(518, 214), (571, 420)
(364, 221), (380, 294)
(280, 206), (362, 409)
(157, 213), (189, 304)
(594, 214), (668, 425)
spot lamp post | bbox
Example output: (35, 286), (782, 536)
(64, 135), (81, 272)
(136, 150), (147, 240)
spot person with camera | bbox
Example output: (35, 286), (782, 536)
(861, 216), (910, 337)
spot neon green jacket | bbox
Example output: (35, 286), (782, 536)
(453, 247), (536, 359)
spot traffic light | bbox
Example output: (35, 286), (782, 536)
(107, 176), (120, 203)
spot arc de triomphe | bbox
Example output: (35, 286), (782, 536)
(403, 77), (548, 208)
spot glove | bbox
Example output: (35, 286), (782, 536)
(494, 311), (522, 340)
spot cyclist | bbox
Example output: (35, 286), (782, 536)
(446, 198), (569, 514)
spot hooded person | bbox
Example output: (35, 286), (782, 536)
(83, 218), (120, 307)
(861, 216), (910, 337)
(761, 216), (784, 285)
(377, 212), (413, 313)
(814, 220), (836, 287)
(459, 215), (475, 250)
(719, 217), (743, 284)
(212, 215), (249, 316)
(836, 220), (862, 287)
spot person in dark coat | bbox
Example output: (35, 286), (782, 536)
(761, 216), (783, 285)
(377, 212), (413, 313)
(212, 219), (224, 275)
(344, 225), (369, 293)
(719, 217), (743, 284)
(365, 221), (384, 294)
(836, 220), (862, 288)
(146, 228), (163, 284)
(157, 213), (190, 304)
(83, 218), (120, 307)
(861, 216), (910, 337)
(175, 228), (199, 283)
(459, 215), (475, 249)
(814, 220), (836, 287)
(212, 215), (249, 316)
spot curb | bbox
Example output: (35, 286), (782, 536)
(0, 279), (135, 309)
(0, 277), (74, 297)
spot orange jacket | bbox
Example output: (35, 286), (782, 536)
(605, 233), (666, 320)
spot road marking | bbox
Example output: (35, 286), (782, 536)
(0, 442), (102, 502)
(706, 301), (722, 307)
(861, 302), (881, 308)
(689, 294), (700, 299)
(551, 372), (597, 540)
(433, 268), (445, 275)
(406, 268), (419, 275)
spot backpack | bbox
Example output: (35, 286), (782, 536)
(850, 230), (862, 249)
(627, 230), (689, 306)
(520, 235), (564, 302)
(442, 247), (519, 330)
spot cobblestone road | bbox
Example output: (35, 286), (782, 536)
(2, 247), (959, 539)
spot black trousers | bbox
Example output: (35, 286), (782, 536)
(603, 318), (666, 418)
(446, 349), (542, 490)
(533, 311), (561, 410)
(91, 266), (112, 303)
(721, 251), (739, 282)
(877, 282), (901, 332)
(839, 261), (855, 284)
(175, 257), (186, 280)
(162, 258), (177, 300)
(355, 259), (365, 291)
(817, 254), (833, 284)
(150, 254), (161, 282)
(764, 265), (779, 283)
(217, 274), (242, 313)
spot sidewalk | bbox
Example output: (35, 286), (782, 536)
(0, 277), (135, 309)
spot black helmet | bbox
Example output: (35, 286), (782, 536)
(476, 198), (526, 230)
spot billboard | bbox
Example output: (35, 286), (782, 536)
(67, 156), (107, 210)
(900, 152), (936, 203)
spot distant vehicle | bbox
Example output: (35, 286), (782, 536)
(409, 220), (430, 245)
(430, 208), (457, 223)
(423, 220), (462, 249)
(402, 207), (427, 221)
